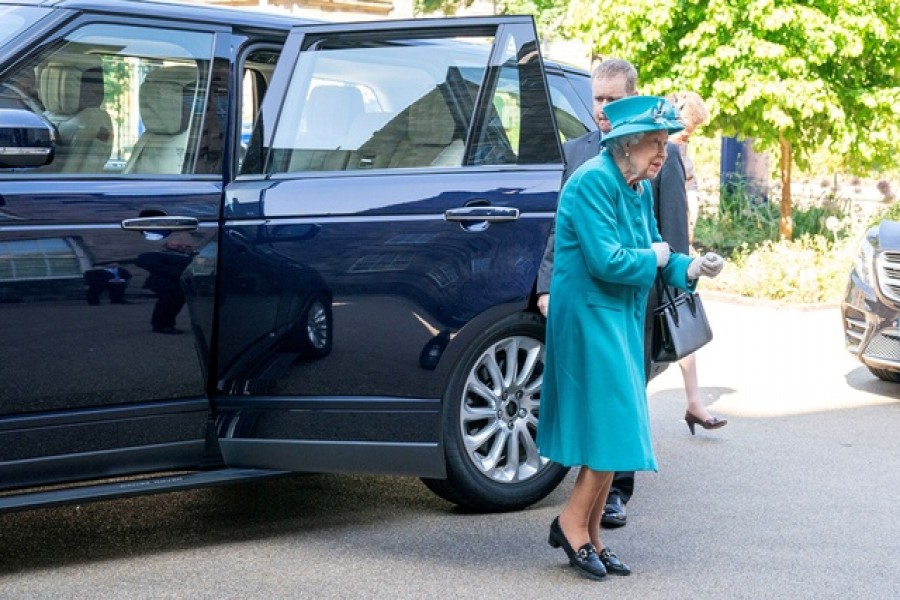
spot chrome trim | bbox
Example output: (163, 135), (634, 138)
(844, 316), (866, 342)
(863, 356), (900, 369)
(121, 216), (199, 231)
(877, 251), (900, 303)
(444, 206), (520, 222)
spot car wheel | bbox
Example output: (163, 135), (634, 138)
(294, 294), (332, 358)
(867, 366), (900, 383)
(422, 312), (568, 512)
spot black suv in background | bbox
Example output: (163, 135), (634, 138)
(842, 219), (900, 382)
(0, 0), (597, 513)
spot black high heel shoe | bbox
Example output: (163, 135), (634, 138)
(684, 411), (727, 435)
(548, 517), (607, 580)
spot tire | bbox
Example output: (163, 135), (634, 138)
(293, 294), (332, 359)
(422, 312), (569, 512)
(867, 366), (900, 383)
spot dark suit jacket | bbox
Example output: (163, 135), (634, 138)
(536, 130), (601, 294)
(651, 142), (689, 254)
(136, 250), (192, 293)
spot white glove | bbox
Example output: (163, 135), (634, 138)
(687, 252), (724, 279)
(537, 293), (549, 317)
(651, 242), (670, 267)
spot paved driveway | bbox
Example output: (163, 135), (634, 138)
(1, 299), (897, 599)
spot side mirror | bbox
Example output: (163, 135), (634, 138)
(0, 108), (55, 169)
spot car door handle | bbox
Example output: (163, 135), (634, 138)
(443, 207), (520, 222)
(121, 216), (199, 231)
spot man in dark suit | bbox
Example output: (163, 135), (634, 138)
(136, 234), (196, 334)
(537, 58), (688, 529)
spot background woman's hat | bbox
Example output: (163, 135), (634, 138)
(600, 96), (684, 145)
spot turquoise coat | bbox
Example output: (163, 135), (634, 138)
(536, 151), (695, 472)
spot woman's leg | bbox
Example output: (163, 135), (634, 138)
(589, 474), (614, 550)
(679, 353), (712, 421)
(559, 467), (613, 549)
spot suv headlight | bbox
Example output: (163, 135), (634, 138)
(855, 236), (875, 288)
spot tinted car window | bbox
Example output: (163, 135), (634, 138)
(547, 71), (593, 143)
(255, 24), (560, 175)
(264, 34), (493, 173)
(238, 48), (279, 171)
(0, 23), (215, 175)
(0, 6), (50, 47)
(469, 23), (560, 166)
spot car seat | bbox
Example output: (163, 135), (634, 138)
(349, 89), (463, 170)
(287, 85), (364, 172)
(388, 90), (464, 168)
(124, 66), (199, 174)
(38, 55), (113, 173)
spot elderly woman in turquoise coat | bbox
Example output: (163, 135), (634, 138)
(537, 96), (724, 580)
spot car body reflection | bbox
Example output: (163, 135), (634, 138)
(184, 223), (333, 395)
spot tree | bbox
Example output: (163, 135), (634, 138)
(414, 0), (475, 14)
(504, 0), (900, 239)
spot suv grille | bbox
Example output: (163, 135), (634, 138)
(863, 328), (900, 366)
(878, 251), (900, 302)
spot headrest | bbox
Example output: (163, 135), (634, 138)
(303, 86), (364, 143)
(407, 91), (455, 146)
(139, 66), (198, 135)
(38, 55), (105, 115)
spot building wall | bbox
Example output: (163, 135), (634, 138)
(198, 0), (414, 20)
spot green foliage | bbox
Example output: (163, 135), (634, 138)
(694, 178), (852, 258)
(511, 0), (900, 175)
(702, 233), (855, 303)
(415, 0), (476, 15)
(101, 56), (131, 160)
(694, 181), (859, 303)
(868, 201), (900, 228)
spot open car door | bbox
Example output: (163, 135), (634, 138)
(211, 16), (565, 511)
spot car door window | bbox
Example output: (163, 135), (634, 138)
(469, 24), (560, 166)
(238, 48), (280, 171)
(0, 23), (215, 175)
(254, 25), (560, 176)
(546, 72), (594, 143)
(261, 31), (499, 174)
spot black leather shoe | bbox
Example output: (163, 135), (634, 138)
(597, 547), (631, 576)
(547, 517), (607, 580)
(601, 494), (627, 529)
(153, 326), (184, 335)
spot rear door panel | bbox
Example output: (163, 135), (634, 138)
(213, 17), (563, 476)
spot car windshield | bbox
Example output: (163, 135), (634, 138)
(0, 6), (49, 49)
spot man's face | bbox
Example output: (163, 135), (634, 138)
(592, 73), (630, 134)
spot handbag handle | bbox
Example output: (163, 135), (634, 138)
(656, 267), (698, 326)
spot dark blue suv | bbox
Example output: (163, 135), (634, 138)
(0, 0), (596, 513)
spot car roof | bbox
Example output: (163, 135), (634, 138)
(3, 0), (591, 79)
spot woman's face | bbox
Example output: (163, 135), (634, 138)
(626, 131), (669, 180)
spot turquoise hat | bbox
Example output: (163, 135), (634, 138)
(600, 96), (684, 146)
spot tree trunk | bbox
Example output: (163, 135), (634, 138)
(779, 135), (793, 240)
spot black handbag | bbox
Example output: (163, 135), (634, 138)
(651, 273), (713, 362)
